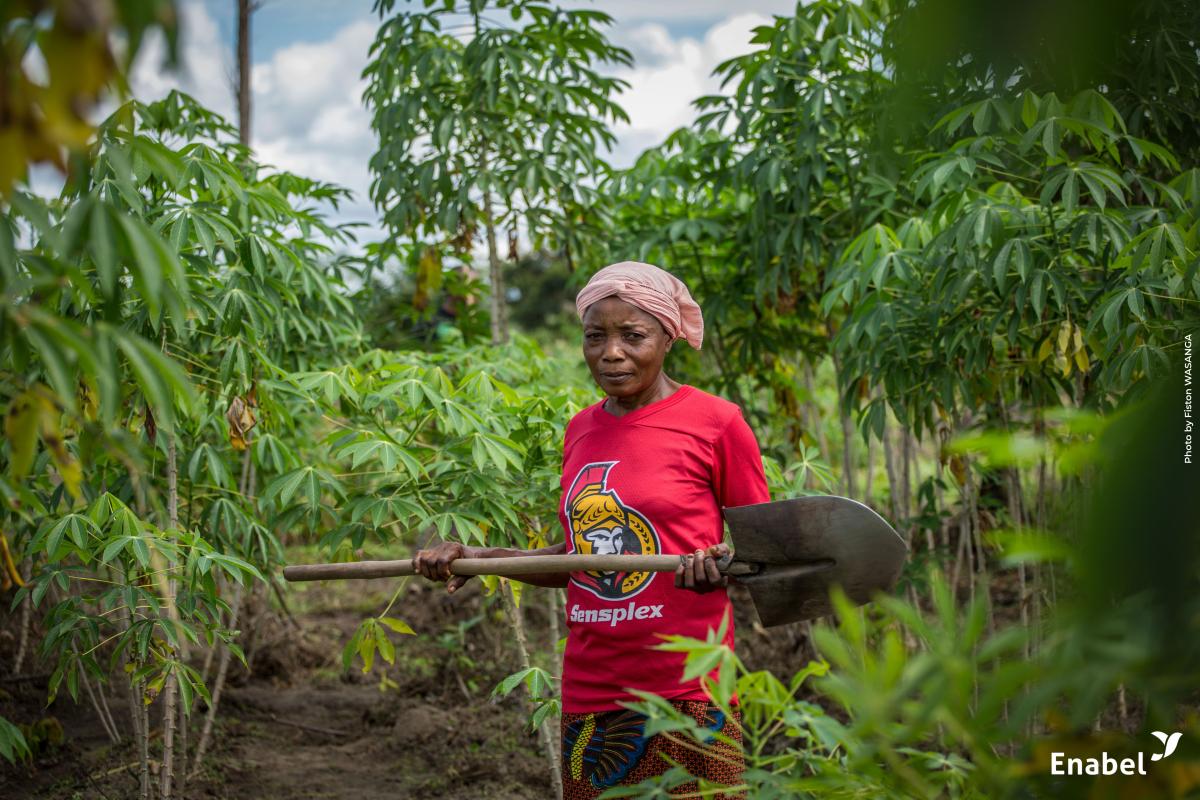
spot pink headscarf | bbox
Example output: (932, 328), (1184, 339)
(575, 261), (704, 350)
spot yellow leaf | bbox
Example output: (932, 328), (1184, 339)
(1036, 337), (1055, 364)
(0, 534), (20, 589)
(225, 394), (257, 450)
(1057, 321), (1071, 354)
(948, 455), (967, 486)
(1055, 352), (1071, 377)
(38, 398), (81, 498)
(4, 392), (40, 480)
(506, 576), (523, 609)
(1071, 325), (1084, 355)
(379, 616), (415, 635)
(526, 526), (548, 549)
(0, 130), (30, 197)
(77, 379), (98, 422)
(1073, 347), (1089, 374)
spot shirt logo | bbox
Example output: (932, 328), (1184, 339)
(564, 461), (661, 601)
(569, 602), (664, 626)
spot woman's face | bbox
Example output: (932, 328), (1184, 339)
(581, 297), (673, 398)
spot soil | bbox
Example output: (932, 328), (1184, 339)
(1, 575), (558, 799)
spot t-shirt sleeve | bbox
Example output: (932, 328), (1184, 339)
(712, 408), (771, 509)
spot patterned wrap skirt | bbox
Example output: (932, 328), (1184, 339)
(560, 700), (745, 799)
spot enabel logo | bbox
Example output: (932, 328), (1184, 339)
(1151, 731), (1182, 761)
(1050, 731), (1182, 776)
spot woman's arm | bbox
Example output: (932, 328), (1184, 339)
(413, 540), (570, 592)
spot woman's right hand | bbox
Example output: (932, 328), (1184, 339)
(412, 541), (476, 594)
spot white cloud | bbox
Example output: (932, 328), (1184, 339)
(116, 2), (779, 250)
(606, 13), (772, 167)
(251, 21), (376, 194)
(126, 3), (377, 248)
(562, 0), (795, 23)
(129, 0), (235, 120)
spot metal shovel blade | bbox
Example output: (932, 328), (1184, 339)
(724, 495), (907, 626)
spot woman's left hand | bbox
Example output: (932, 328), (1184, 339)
(675, 542), (731, 593)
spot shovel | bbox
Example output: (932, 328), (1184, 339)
(282, 495), (907, 626)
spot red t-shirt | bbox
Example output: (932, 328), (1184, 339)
(557, 384), (771, 712)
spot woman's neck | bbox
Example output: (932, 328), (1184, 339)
(603, 374), (681, 417)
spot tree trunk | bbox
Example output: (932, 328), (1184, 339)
(160, 435), (181, 800)
(901, 427), (914, 528)
(864, 403), (877, 508)
(189, 582), (243, 780)
(237, 0), (252, 146)
(802, 358), (830, 468)
(546, 588), (562, 680)
(177, 692), (189, 793)
(500, 580), (562, 798)
(882, 407), (900, 526)
(824, 320), (856, 498)
(191, 450), (253, 778)
(82, 669), (121, 744)
(139, 686), (152, 800)
(480, 148), (508, 345)
(1008, 461), (1033, 663)
(114, 585), (150, 799)
(915, 431), (935, 555)
(12, 558), (32, 673)
(241, 456), (270, 675)
(97, 676), (122, 743)
(839, 403), (856, 499)
(958, 508), (972, 602)
(962, 458), (990, 716)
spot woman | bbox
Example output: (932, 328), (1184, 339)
(413, 261), (770, 799)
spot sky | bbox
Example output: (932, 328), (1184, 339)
(124, 0), (800, 248)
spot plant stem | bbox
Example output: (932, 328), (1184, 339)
(480, 145), (508, 345)
(882, 401), (900, 525)
(499, 579), (562, 797)
(82, 668), (121, 744)
(12, 558), (32, 673)
(801, 359), (827, 486)
(189, 581), (243, 780)
(160, 434), (181, 800)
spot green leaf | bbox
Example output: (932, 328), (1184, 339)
(379, 617), (415, 635)
(0, 715), (31, 764)
(492, 667), (533, 698)
(265, 467), (310, 507)
(90, 201), (118, 296)
(991, 529), (1076, 568)
(111, 328), (193, 424)
(115, 212), (165, 318)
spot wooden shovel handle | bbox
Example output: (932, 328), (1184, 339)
(283, 554), (695, 582)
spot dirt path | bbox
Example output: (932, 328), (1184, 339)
(3, 577), (552, 799)
(3, 564), (834, 799)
